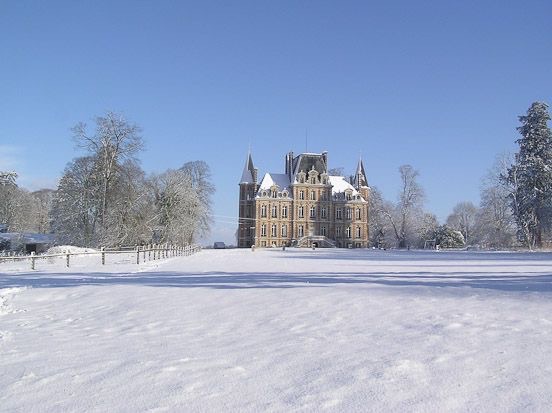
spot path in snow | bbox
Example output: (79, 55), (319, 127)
(1, 248), (552, 412)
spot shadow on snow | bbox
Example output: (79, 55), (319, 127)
(2, 270), (552, 294)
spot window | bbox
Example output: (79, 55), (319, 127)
(346, 226), (351, 239)
(346, 192), (352, 201)
(336, 227), (342, 237)
(271, 205), (278, 218)
(282, 224), (287, 237)
(321, 207), (327, 219)
(298, 206), (304, 218)
(298, 225), (304, 237)
(262, 190), (267, 197)
(271, 224), (277, 237)
(272, 191), (277, 198)
(282, 205), (288, 218)
(299, 190), (305, 200)
(310, 206), (316, 219)
(321, 226), (327, 236)
(261, 224), (267, 237)
(356, 226), (361, 238)
(261, 205), (267, 218)
(310, 177), (316, 184)
(346, 208), (352, 220)
(336, 208), (342, 220)
(310, 191), (316, 200)
(356, 208), (361, 220)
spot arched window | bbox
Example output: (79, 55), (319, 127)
(261, 205), (267, 218)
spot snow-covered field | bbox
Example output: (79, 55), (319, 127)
(1, 248), (552, 412)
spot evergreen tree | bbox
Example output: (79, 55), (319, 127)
(507, 102), (552, 248)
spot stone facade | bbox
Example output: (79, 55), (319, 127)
(238, 151), (369, 248)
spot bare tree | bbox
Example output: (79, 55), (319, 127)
(72, 112), (144, 233)
(179, 160), (215, 241)
(50, 156), (102, 246)
(150, 169), (202, 245)
(475, 154), (516, 248)
(384, 165), (425, 248)
(447, 201), (478, 245)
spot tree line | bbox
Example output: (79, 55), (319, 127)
(1, 112), (214, 248)
(368, 101), (551, 250)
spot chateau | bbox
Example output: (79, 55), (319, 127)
(238, 151), (370, 248)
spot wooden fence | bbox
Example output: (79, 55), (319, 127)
(0, 244), (201, 271)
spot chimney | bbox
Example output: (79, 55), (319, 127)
(322, 151), (328, 173)
(287, 151), (294, 179)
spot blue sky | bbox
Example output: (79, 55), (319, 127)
(1, 1), (551, 243)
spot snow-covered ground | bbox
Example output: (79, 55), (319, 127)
(1, 248), (552, 412)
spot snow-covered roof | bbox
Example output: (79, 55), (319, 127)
(328, 176), (363, 199)
(0, 232), (56, 244)
(258, 173), (292, 192)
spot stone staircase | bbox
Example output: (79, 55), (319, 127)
(294, 236), (337, 248)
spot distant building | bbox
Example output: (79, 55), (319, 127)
(0, 232), (56, 254)
(238, 150), (369, 248)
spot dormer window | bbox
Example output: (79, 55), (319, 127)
(308, 168), (319, 184)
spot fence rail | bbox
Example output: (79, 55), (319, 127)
(0, 244), (201, 270)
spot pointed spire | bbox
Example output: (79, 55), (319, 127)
(354, 156), (368, 189)
(240, 150), (256, 184)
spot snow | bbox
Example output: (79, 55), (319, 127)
(258, 172), (292, 192)
(1, 248), (552, 411)
(328, 175), (359, 196)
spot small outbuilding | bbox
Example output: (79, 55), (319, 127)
(0, 232), (56, 254)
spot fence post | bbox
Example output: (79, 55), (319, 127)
(148, 245), (151, 261)
(66, 253), (70, 268)
(31, 251), (35, 270)
(136, 246), (140, 264)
